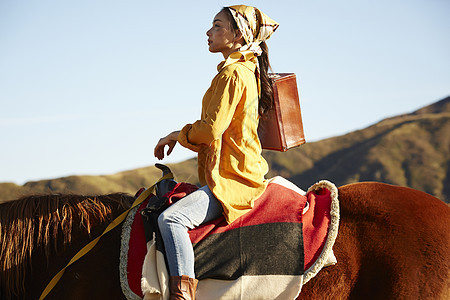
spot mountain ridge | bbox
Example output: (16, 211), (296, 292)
(1, 96), (449, 203)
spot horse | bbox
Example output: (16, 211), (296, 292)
(1, 182), (449, 299)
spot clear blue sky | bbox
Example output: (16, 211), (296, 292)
(1, 0), (449, 184)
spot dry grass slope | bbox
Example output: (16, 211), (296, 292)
(1, 97), (448, 203)
(0, 159), (198, 203)
(268, 96), (450, 203)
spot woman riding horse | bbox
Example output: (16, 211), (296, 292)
(154, 5), (279, 299)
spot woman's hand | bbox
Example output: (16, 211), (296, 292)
(154, 131), (180, 160)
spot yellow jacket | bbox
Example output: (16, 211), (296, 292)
(178, 51), (269, 223)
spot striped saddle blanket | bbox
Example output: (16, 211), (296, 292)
(120, 177), (339, 300)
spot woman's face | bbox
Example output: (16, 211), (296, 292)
(206, 10), (239, 57)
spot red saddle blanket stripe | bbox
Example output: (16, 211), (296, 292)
(127, 199), (149, 297)
(188, 182), (305, 244)
(303, 187), (332, 269)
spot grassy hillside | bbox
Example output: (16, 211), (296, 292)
(266, 97), (450, 202)
(1, 96), (449, 203)
(0, 159), (199, 203)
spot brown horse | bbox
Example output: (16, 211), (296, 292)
(0, 182), (449, 299)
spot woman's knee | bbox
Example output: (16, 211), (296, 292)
(158, 208), (185, 230)
(157, 209), (170, 229)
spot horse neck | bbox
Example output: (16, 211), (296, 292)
(0, 193), (133, 299)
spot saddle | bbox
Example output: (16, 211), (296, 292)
(120, 166), (339, 300)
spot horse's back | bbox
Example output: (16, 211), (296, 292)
(299, 182), (450, 299)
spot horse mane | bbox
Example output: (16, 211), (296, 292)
(0, 193), (134, 299)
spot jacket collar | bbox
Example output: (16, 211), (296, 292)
(217, 50), (257, 72)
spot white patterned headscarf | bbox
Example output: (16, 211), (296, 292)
(228, 5), (279, 56)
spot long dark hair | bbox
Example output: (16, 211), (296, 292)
(221, 8), (274, 116)
(257, 41), (274, 115)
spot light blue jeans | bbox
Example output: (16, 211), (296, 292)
(157, 185), (223, 278)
